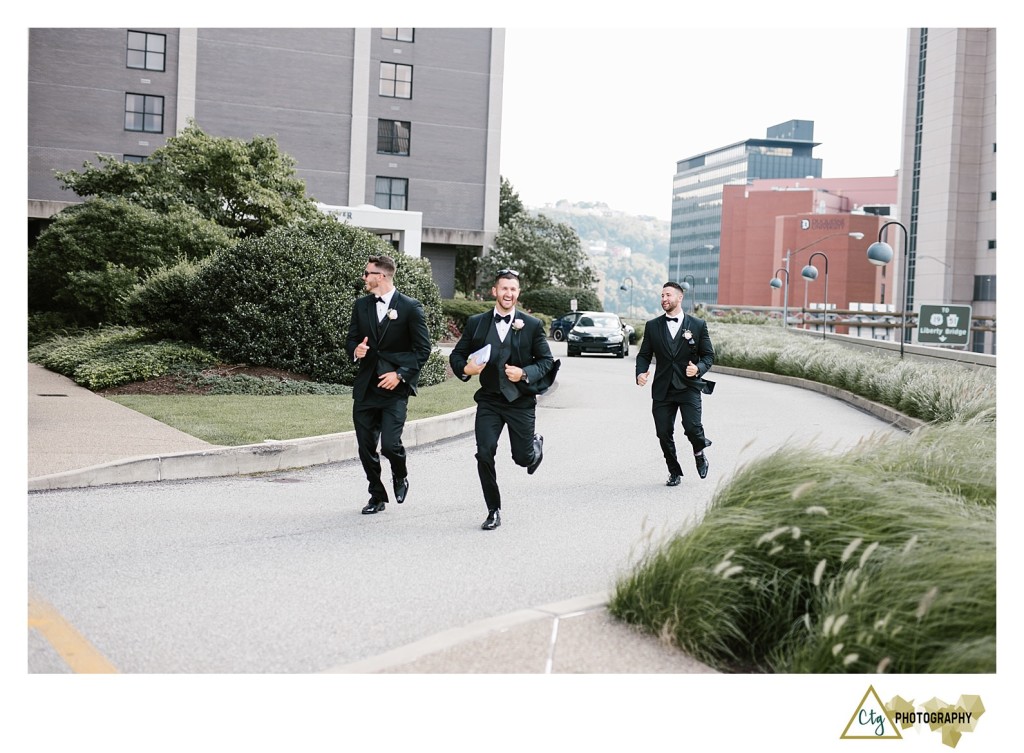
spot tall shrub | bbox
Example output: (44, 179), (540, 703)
(193, 218), (443, 383)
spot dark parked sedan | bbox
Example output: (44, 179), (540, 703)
(566, 312), (630, 358)
(549, 311), (583, 341)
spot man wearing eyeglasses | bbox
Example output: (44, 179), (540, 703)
(449, 269), (556, 530)
(346, 254), (432, 515)
(635, 281), (715, 487)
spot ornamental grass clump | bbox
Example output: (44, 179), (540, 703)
(608, 432), (996, 673)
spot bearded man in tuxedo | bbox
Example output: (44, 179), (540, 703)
(449, 269), (555, 530)
(346, 254), (431, 515)
(635, 281), (715, 486)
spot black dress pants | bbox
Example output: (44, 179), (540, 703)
(473, 393), (537, 511)
(353, 393), (409, 501)
(652, 388), (708, 476)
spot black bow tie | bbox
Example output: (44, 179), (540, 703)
(495, 314), (511, 324)
(375, 296), (385, 304)
(665, 317), (679, 323)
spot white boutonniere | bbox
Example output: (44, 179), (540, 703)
(387, 309), (398, 320)
(683, 329), (693, 341)
(511, 319), (525, 331)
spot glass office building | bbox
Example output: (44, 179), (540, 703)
(669, 119), (822, 304)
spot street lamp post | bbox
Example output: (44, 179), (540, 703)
(801, 252), (830, 340)
(619, 277), (634, 319)
(769, 267), (789, 327)
(782, 231), (864, 302)
(681, 274), (696, 314)
(865, 221), (910, 358)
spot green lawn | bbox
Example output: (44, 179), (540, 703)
(109, 376), (479, 446)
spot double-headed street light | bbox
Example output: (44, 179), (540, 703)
(620, 277), (634, 319)
(681, 274), (696, 314)
(769, 268), (789, 326)
(801, 252), (830, 340)
(865, 221), (910, 358)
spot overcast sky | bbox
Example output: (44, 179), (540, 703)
(500, 27), (909, 220)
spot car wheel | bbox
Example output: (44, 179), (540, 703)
(552, 329), (564, 342)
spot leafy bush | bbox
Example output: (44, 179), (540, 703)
(27, 311), (85, 349)
(28, 197), (236, 326)
(518, 286), (602, 316)
(418, 350), (449, 387)
(28, 326), (218, 389)
(124, 257), (206, 340)
(189, 374), (352, 396)
(441, 299), (495, 330)
(193, 217), (444, 384)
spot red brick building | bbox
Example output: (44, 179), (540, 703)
(718, 177), (897, 311)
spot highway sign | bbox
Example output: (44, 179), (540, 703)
(917, 304), (972, 346)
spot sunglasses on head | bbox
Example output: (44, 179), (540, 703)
(496, 268), (520, 279)
(362, 270), (384, 277)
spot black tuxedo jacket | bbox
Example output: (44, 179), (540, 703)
(449, 310), (554, 402)
(345, 290), (432, 401)
(635, 312), (715, 401)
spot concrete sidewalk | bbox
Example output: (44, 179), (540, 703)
(27, 361), (721, 673)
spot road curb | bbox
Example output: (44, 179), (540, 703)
(28, 406), (478, 492)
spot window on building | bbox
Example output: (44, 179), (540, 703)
(973, 275), (996, 301)
(382, 28), (414, 42)
(123, 155), (147, 163)
(377, 120), (411, 156)
(127, 31), (166, 71)
(379, 63), (413, 99)
(375, 177), (408, 210)
(987, 239), (996, 250)
(124, 93), (164, 133)
(990, 191), (996, 201)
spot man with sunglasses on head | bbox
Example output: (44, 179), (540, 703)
(346, 254), (431, 515)
(450, 269), (555, 530)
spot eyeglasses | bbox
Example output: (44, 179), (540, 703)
(496, 268), (520, 279)
(362, 270), (384, 278)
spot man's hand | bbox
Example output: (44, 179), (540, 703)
(463, 359), (485, 377)
(377, 371), (401, 390)
(505, 364), (526, 383)
(636, 372), (650, 387)
(354, 336), (370, 360)
(686, 361), (699, 378)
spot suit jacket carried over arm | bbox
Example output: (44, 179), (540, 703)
(449, 310), (554, 397)
(635, 313), (715, 400)
(345, 290), (432, 399)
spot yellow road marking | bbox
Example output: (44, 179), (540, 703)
(28, 595), (119, 674)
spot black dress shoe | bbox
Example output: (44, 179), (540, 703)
(695, 452), (709, 479)
(666, 474), (682, 487)
(481, 510), (501, 530)
(361, 499), (386, 514)
(527, 435), (544, 475)
(393, 477), (409, 504)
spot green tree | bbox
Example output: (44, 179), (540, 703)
(55, 121), (320, 238)
(499, 176), (525, 227)
(597, 252), (670, 319)
(479, 213), (597, 292)
(28, 197), (235, 325)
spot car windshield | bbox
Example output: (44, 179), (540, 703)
(578, 315), (618, 328)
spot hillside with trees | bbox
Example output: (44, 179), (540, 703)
(528, 200), (670, 319)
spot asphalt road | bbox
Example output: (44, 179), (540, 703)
(27, 341), (899, 673)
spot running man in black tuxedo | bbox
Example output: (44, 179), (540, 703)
(346, 254), (431, 515)
(449, 270), (554, 530)
(635, 281), (715, 486)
